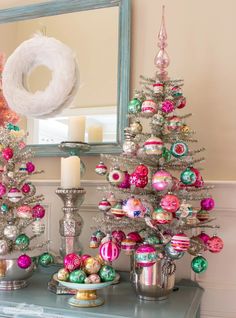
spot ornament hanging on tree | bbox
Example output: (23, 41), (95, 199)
(152, 111), (164, 126)
(144, 136), (163, 155)
(188, 236), (204, 256)
(112, 230), (126, 243)
(32, 204), (45, 219)
(121, 238), (136, 254)
(130, 120), (143, 134)
(95, 161), (107, 176)
(161, 99), (175, 113)
(197, 232), (210, 250)
(122, 197), (145, 218)
(118, 171), (130, 189)
(127, 232), (142, 243)
(152, 207), (173, 224)
(7, 188), (22, 203)
(123, 129), (138, 156)
(180, 167), (197, 185)
(141, 100), (158, 114)
(135, 164), (149, 177)
(4, 224), (19, 240)
(21, 183), (31, 194)
(171, 233), (190, 252)
(107, 192), (117, 207)
(32, 220), (45, 235)
(15, 234), (30, 250)
(111, 201), (126, 218)
(0, 183), (6, 197)
(108, 167), (125, 186)
(166, 115), (182, 131)
(171, 141), (188, 158)
(207, 235), (224, 253)
(152, 169), (172, 192)
(144, 235), (161, 246)
(26, 162), (35, 174)
(176, 96), (186, 109)
(175, 201), (193, 219)
(160, 194), (180, 213)
(2, 147), (14, 161)
(98, 198), (111, 213)
(153, 82), (164, 94)
(200, 197), (215, 211)
(165, 242), (184, 260)
(135, 244), (157, 267)
(171, 85), (182, 97)
(93, 230), (106, 243)
(197, 210), (210, 222)
(89, 235), (99, 249)
(128, 97), (142, 114)
(191, 255), (208, 274)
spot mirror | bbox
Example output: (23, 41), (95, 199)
(0, 0), (130, 156)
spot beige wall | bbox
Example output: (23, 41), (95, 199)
(28, 0), (236, 181)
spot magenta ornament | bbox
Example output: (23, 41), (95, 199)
(135, 175), (148, 188)
(112, 230), (126, 243)
(21, 183), (31, 194)
(135, 244), (157, 267)
(198, 232), (210, 250)
(99, 239), (120, 262)
(135, 164), (149, 177)
(2, 147), (14, 161)
(95, 161), (107, 175)
(26, 162), (35, 174)
(207, 235), (224, 253)
(127, 232), (142, 243)
(160, 194), (180, 213)
(171, 233), (190, 252)
(161, 100), (175, 113)
(152, 169), (172, 191)
(17, 254), (32, 269)
(118, 171), (130, 189)
(0, 183), (6, 196)
(64, 253), (81, 272)
(32, 204), (45, 219)
(201, 198), (215, 211)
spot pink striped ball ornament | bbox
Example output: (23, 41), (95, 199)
(171, 233), (190, 252)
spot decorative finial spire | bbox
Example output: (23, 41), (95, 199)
(154, 5), (170, 81)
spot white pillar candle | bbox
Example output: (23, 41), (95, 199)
(88, 125), (103, 143)
(61, 156), (80, 188)
(68, 116), (86, 142)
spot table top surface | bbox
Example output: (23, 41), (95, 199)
(0, 268), (203, 318)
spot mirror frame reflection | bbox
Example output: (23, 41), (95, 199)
(0, 0), (130, 156)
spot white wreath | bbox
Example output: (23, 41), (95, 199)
(2, 34), (79, 118)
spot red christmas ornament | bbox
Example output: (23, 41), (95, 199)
(135, 175), (148, 188)
(21, 183), (31, 194)
(112, 230), (126, 243)
(2, 147), (13, 160)
(127, 232), (142, 243)
(207, 235), (224, 253)
(135, 164), (149, 177)
(160, 194), (180, 213)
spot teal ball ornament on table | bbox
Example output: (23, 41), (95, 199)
(69, 269), (87, 283)
(99, 265), (116, 282)
(191, 255), (208, 274)
(38, 252), (54, 267)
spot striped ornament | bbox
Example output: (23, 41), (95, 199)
(171, 233), (190, 252)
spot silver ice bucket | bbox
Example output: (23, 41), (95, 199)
(131, 257), (176, 300)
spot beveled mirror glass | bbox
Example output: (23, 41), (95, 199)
(0, 0), (130, 156)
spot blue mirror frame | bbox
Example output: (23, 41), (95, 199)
(0, 0), (130, 156)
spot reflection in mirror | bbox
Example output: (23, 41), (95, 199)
(13, 7), (118, 144)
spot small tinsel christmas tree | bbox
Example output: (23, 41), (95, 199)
(91, 7), (223, 275)
(0, 124), (52, 269)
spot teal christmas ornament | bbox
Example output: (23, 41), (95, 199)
(69, 269), (87, 283)
(6, 123), (20, 131)
(171, 141), (188, 158)
(165, 242), (185, 260)
(144, 235), (161, 246)
(180, 167), (197, 185)
(99, 265), (116, 282)
(38, 252), (54, 267)
(128, 98), (142, 114)
(1, 203), (8, 213)
(191, 255), (208, 273)
(15, 234), (30, 250)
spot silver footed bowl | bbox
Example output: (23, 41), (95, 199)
(0, 258), (35, 290)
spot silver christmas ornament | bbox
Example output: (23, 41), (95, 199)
(152, 111), (164, 126)
(130, 120), (143, 134)
(122, 128), (138, 156)
(32, 220), (45, 235)
(0, 239), (9, 255)
(4, 225), (19, 240)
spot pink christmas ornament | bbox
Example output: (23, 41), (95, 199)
(16, 205), (32, 218)
(152, 207), (173, 224)
(7, 188), (22, 203)
(166, 116), (182, 131)
(99, 239), (120, 262)
(19, 141), (26, 150)
(118, 171), (130, 189)
(26, 162), (35, 173)
(144, 136), (164, 155)
(141, 100), (158, 114)
(161, 100), (175, 113)
(160, 194), (180, 213)
(135, 164), (149, 177)
(63, 253), (81, 272)
(112, 230), (126, 243)
(0, 183), (6, 196)
(171, 233), (190, 252)
(135, 175), (148, 188)
(153, 82), (164, 94)
(121, 238), (136, 254)
(32, 204), (45, 219)
(135, 244), (157, 267)
(198, 232), (210, 250)
(122, 197), (145, 218)
(98, 198), (111, 212)
(176, 96), (186, 109)
(207, 236), (224, 253)
(2, 147), (13, 161)
(95, 161), (107, 175)
(127, 232), (142, 243)
(21, 183), (31, 194)
(200, 198), (215, 211)
(17, 254), (32, 269)
(152, 169), (172, 191)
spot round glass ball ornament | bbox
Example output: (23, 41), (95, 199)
(93, 230), (106, 243)
(112, 230), (126, 243)
(2, 147), (14, 160)
(95, 161), (107, 176)
(108, 167), (125, 186)
(111, 201), (126, 218)
(121, 238), (136, 254)
(38, 252), (54, 267)
(26, 162), (35, 174)
(152, 111), (164, 126)
(15, 233), (30, 250)
(89, 235), (99, 249)
(152, 207), (173, 224)
(176, 202), (193, 219)
(63, 253), (81, 272)
(180, 167), (197, 185)
(130, 120), (143, 134)
(128, 97), (142, 114)
(69, 269), (87, 283)
(161, 99), (175, 113)
(134, 174), (148, 188)
(99, 239), (120, 262)
(0, 183), (6, 197)
(32, 204), (45, 219)
(165, 242), (184, 260)
(7, 188), (22, 203)
(144, 136), (164, 155)
(98, 198), (111, 213)
(99, 265), (116, 282)
(144, 235), (161, 246)
(152, 170), (172, 192)
(160, 194), (180, 213)
(176, 96), (186, 109)
(0, 239), (9, 255)
(17, 254), (32, 269)
(153, 82), (164, 94)
(166, 115), (182, 131)
(135, 244), (157, 267)
(141, 99), (158, 115)
(122, 197), (145, 218)
(21, 183), (31, 194)
(85, 273), (101, 284)
(197, 232), (210, 250)
(118, 171), (130, 189)
(191, 255), (208, 274)
(171, 85), (182, 97)
(197, 210), (210, 222)
(127, 232), (142, 243)
(188, 236), (204, 256)
(207, 235), (224, 253)
(171, 141), (188, 158)
(57, 268), (69, 281)
(4, 224), (19, 240)
(84, 257), (101, 274)
(171, 233), (190, 252)
(123, 139), (138, 156)
(81, 254), (91, 267)
(200, 197), (215, 211)
(32, 220), (45, 235)
(135, 164), (149, 177)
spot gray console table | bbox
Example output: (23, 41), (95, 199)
(0, 269), (203, 318)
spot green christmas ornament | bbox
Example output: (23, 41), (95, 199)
(15, 234), (30, 250)
(128, 98), (142, 114)
(180, 168), (197, 185)
(38, 252), (54, 267)
(99, 265), (116, 282)
(7, 123), (20, 131)
(1, 204), (8, 213)
(69, 269), (87, 283)
(144, 235), (161, 246)
(191, 255), (208, 274)
(162, 147), (172, 162)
